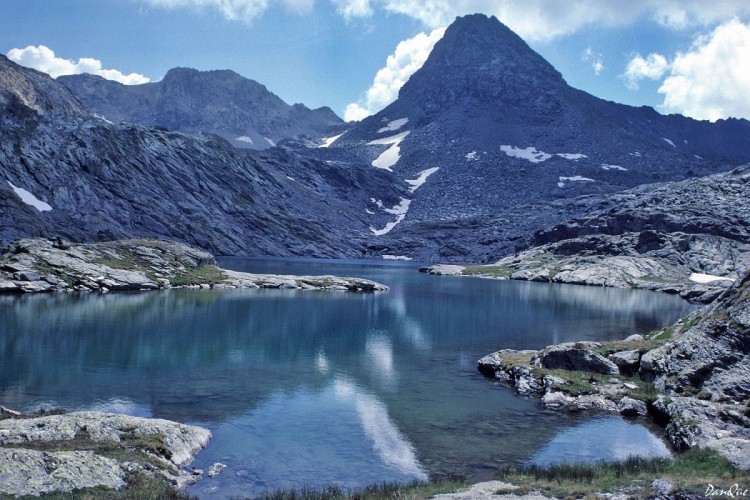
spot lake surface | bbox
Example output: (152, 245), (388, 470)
(0, 258), (693, 498)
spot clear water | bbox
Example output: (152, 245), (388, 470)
(0, 258), (694, 498)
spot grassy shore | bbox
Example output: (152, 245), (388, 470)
(258, 449), (746, 499)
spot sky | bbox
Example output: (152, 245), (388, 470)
(2, 0), (750, 122)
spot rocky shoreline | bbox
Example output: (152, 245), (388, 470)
(0, 409), (211, 497)
(420, 255), (732, 304)
(0, 238), (389, 294)
(477, 269), (750, 472)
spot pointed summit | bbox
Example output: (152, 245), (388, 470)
(397, 14), (566, 115)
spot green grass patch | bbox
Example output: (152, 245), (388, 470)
(260, 478), (467, 500)
(496, 448), (746, 498)
(595, 339), (665, 357)
(168, 264), (226, 287)
(462, 265), (515, 278)
(528, 252), (557, 264)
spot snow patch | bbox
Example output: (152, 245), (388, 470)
(559, 176), (595, 182)
(629, 151), (642, 157)
(405, 167), (439, 193)
(382, 255), (412, 261)
(7, 181), (52, 211)
(661, 137), (676, 147)
(558, 176), (595, 187)
(236, 136), (254, 144)
(378, 118), (408, 133)
(365, 209), (375, 215)
(465, 151), (478, 161)
(382, 197), (410, 215)
(264, 137), (275, 147)
(371, 197), (411, 236)
(368, 131), (410, 171)
(689, 273), (735, 284)
(368, 130), (410, 146)
(557, 153), (587, 160)
(94, 113), (113, 125)
(601, 164), (627, 171)
(319, 132), (345, 148)
(500, 145), (552, 163)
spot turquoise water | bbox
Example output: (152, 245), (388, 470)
(0, 258), (693, 498)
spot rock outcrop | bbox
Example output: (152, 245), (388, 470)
(0, 411), (211, 496)
(0, 238), (389, 294)
(478, 269), (750, 469)
(421, 165), (750, 302)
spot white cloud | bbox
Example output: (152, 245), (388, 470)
(344, 26), (445, 121)
(139, 0), (269, 21)
(658, 19), (750, 121)
(582, 47), (604, 76)
(281, 0), (315, 14)
(330, 0), (372, 18)
(7, 45), (150, 85)
(331, 0), (750, 41)
(623, 53), (669, 90)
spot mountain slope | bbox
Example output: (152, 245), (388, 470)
(59, 68), (343, 149)
(311, 14), (750, 262)
(0, 54), (85, 116)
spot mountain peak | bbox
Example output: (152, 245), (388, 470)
(396, 14), (566, 115)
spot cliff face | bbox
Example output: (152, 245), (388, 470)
(643, 271), (750, 403)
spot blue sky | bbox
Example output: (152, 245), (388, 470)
(3, 1), (749, 122)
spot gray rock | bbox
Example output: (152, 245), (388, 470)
(651, 479), (673, 495)
(642, 271), (750, 402)
(0, 239), (389, 294)
(0, 411), (211, 467)
(0, 448), (125, 497)
(608, 350), (641, 376)
(618, 396), (647, 417)
(542, 391), (574, 410)
(624, 334), (644, 342)
(12, 270), (40, 281)
(207, 462), (227, 477)
(540, 343), (620, 375)
(418, 264), (466, 276)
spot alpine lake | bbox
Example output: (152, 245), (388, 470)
(0, 258), (696, 498)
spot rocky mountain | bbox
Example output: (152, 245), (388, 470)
(1, 53), (404, 256)
(59, 68), (343, 149)
(308, 14), (750, 262)
(2, 15), (750, 265)
(0, 55), (84, 116)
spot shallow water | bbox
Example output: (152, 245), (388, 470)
(0, 258), (694, 498)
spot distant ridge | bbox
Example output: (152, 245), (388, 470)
(59, 67), (343, 149)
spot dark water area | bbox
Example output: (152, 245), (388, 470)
(0, 258), (694, 498)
